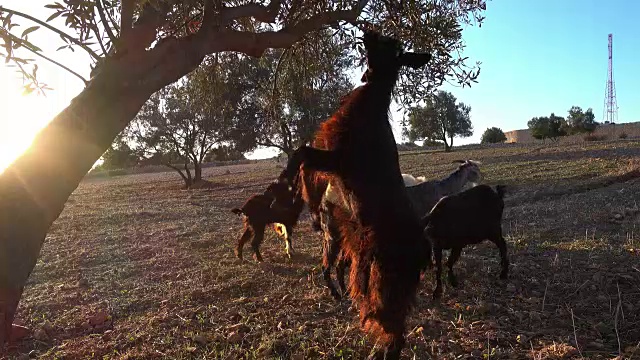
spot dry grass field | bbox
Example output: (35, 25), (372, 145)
(8, 140), (640, 360)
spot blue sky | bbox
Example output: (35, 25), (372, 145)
(439, 0), (639, 143)
(1, 0), (638, 169)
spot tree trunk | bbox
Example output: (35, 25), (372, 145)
(184, 162), (193, 189)
(194, 162), (202, 183)
(164, 163), (193, 189)
(442, 135), (452, 152)
(0, 61), (159, 347)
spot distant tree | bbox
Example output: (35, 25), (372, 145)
(100, 139), (139, 170)
(548, 113), (567, 141)
(527, 113), (568, 142)
(206, 145), (246, 162)
(481, 127), (507, 144)
(131, 55), (245, 188)
(403, 90), (473, 152)
(528, 116), (549, 141)
(566, 106), (598, 134)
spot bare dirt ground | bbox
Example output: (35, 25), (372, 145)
(7, 140), (640, 359)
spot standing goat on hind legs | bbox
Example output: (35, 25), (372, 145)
(281, 31), (432, 360)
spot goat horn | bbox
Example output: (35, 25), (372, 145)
(452, 160), (466, 164)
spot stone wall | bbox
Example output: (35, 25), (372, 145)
(504, 122), (640, 144)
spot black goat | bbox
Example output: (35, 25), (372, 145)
(422, 184), (509, 299)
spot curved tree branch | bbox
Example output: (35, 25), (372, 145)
(0, 6), (101, 61)
(89, 19), (108, 56)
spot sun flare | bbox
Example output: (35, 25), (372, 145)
(0, 71), (53, 173)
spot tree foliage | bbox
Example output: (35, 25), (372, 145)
(0, 0), (488, 105)
(527, 106), (598, 143)
(565, 106), (598, 134)
(206, 145), (246, 162)
(97, 135), (140, 170)
(527, 113), (567, 142)
(248, 30), (355, 156)
(480, 127), (507, 144)
(404, 90), (473, 151)
(130, 54), (246, 188)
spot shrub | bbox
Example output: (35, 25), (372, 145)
(584, 134), (607, 142)
(481, 127), (507, 144)
(619, 132), (628, 139)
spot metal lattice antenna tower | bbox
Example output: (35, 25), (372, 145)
(602, 33), (618, 124)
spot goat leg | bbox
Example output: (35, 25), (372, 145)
(235, 226), (254, 261)
(433, 247), (444, 299)
(0, 286), (23, 352)
(250, 227), (265, 263)
(336, 256), (348, 298)
(322, 245), (341, 300)
(282, 225), (294, 259)
(321, 222), (342, 300)
(495, 235), (509, 279)
(446, 247), (462, 287)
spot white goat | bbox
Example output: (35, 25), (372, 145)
(405, 160), (482, 217)
(402, 174), (427, 186)
(324, 160), (482, 214)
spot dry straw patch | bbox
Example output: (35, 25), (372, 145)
(7, 140), (640, 359)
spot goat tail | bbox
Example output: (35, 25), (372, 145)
(231, 208), (244, 216)
(495, 185), (507, 199)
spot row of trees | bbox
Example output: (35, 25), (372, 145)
(528, 106), (598, 142)
(477, 106), (600, 146)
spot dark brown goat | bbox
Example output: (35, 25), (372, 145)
(423, 184), (509, 299)
(231, 164), (329, 262)
(280, 31), (432, 360)
(231, 179), (304, 262)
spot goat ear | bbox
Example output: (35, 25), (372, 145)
(399, 51), (431, 69)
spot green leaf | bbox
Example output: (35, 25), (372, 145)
(2, 13), (12, 28)
(47, 11), (63, 22)
(21, 26), (40, 38)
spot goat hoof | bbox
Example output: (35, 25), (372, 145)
(253, 254), (264, 263)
